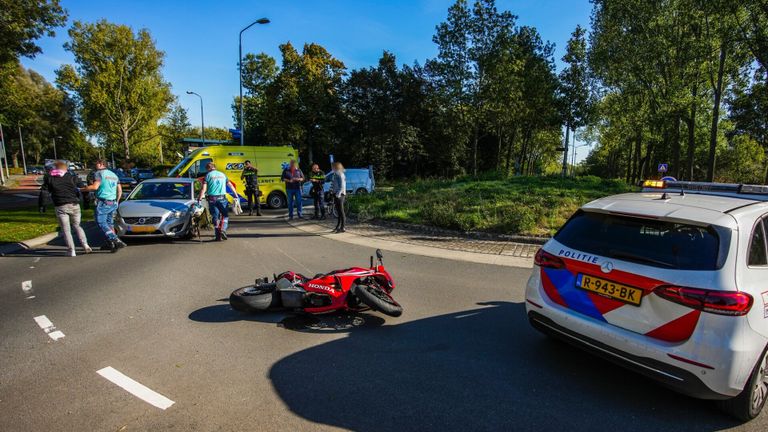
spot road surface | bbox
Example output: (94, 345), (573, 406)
(0, 211), (765, 431)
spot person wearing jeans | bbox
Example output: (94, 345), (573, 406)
(331, 161), (347, 233)
(281, 159), (304, 220)
(80, 159), (125, 252)
(198, 162), (230, 241)
(39, 160), (91, 256)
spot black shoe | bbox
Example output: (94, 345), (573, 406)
(221, 231), (228, 240)
(115, 239), (127, 249)
(320, 215), (326, 220)
(256, 212), (262, 216)
(249, 210), (253, 216)
(100, 240), (114, 251)
(337, 228), (346, 233)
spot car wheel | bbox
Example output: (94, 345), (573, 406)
(267, 191), (286, 209)
(355, 188), (368, 195)
(718, 345), (768, 421)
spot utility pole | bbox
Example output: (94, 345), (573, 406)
(239, 17), (270, 146)
(18, 125), (27, 175)
(0, 123), (5, 185)
(2, 124), (11, 179)
(52, 136), (57, 159)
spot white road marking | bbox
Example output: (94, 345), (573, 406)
(21, 281), (35, 299)
(33, 257), (41, 263)
(97, 367), (175, 410)
(33, 315), (65, 340)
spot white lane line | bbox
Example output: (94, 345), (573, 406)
(22, 280), (35, 299)
(33, 257), (41, 263)
(97, 367), (175, 410)
(33, 315), (65, 340)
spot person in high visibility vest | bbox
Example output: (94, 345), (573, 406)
(240, 160), (261, 216)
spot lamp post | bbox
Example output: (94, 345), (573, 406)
(239, 17), (270, 146)
(186, 91), (205, 146)
(52, 135), (61, 159)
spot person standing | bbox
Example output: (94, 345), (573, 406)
(80, 159), (125, 252)
(198, 162), (230, 241)
(331, 161), (347, 233)
(281, 159), (304, 220)
(39, 160), (92, 256)
(240, 160), (261, 216)
(308, 163), (326, 220)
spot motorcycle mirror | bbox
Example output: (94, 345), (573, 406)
(370, 255), (374, 268)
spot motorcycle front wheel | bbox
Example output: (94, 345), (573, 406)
(353, 284), (403, 317)
(230, 284), (280, 313)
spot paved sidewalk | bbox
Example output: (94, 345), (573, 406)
(289, 214), (542, 263)
(0, 174), (43, 210)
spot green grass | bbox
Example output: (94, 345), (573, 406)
(349, 175), (634, 236)
(0, 206), (94, 244)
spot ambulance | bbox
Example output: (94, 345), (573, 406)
(168, 145), (298, 208)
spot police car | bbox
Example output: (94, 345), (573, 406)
(526, 180), (768, 421)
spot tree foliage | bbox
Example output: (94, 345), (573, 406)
(0, 0), (67, 64)
(56, 20), (173, 164)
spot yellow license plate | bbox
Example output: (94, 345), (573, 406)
(129, 225), (156, 233)
(577, 274), (643, 306)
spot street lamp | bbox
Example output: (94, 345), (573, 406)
(239, 17), (270, 146)
(186, 91), (205, 146)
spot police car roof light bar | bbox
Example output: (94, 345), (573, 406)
(641, 179), (768, 200)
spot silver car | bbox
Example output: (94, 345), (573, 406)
(116, 178), (198, 238)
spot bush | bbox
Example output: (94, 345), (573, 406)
(346, 174), (633, 236)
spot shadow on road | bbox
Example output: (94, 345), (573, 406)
(267, 301), (743, 432)
(188, 302), (385, 333)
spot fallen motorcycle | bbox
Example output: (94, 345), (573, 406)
(230, 249), (402, 317)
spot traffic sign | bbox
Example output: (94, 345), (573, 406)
(329, 154), (334, 164)
(229, 128), (241, 140)
(657, 163), (669, 173)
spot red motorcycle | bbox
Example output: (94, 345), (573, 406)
(229, 249), (402, 317)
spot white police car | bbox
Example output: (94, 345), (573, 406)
(526, 180), (768, 421)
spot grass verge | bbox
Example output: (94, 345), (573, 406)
(349, 175), (634, 237)
(0, 206), (94, 244)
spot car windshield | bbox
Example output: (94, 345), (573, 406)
(128, 182), (192, 200)
(554, 210), (728, 270)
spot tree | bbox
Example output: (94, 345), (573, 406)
(234, 52), (279, 145)
(0, 0), (67, 64)
(159, 103), (191, 164)
(428, 0), (517, 176)
(559, 25), (593, 176)
(56, 20), (173, 163)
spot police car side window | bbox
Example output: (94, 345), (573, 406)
(748, 218), (768, 266)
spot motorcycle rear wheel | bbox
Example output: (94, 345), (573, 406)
(230, 284), (280, 313)
(353, 284), (403, 317)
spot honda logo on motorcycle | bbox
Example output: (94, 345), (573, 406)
(600, 261), (615, 274)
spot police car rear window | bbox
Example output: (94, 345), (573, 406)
(554, 210), (728, 270)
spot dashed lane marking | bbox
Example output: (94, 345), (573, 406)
(97, 367), (175, 410)
(22, 281), (34, 299)
(33, 315), (65, 340)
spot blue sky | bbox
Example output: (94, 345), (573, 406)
(22, 0), (593, 158)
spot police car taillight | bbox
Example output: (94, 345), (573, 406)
(534, 249), (565, 269)
(654, 286), (753, 316)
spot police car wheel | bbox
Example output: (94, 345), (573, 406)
(718, 345), (768, 421)
(267, 192), (286, 209)
(230, 285), (280, 313)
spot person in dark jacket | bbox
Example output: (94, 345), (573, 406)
(308, 163), (326, 220)
(39, 160), (91, 256)
(240, 160), (262, 216)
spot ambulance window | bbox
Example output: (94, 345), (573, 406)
(190, 158), (213, 178)
(748, 219), (768, 266)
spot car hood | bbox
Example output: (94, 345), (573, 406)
(118, 199), (194, 217)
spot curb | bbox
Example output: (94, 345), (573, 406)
(285, 216), (534, 269)
(356, 217), (549, 245)
(0, 231), (59, 256)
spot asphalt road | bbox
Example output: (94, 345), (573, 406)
(0, 211), (766, 431)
